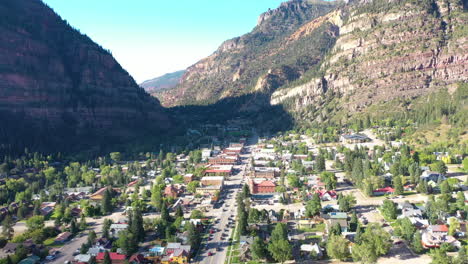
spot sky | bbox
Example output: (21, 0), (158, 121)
(42, 0), (286, 83)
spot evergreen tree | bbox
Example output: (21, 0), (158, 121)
(411, 232), (424, 254)
(2, 215), (14, 239)
(330, 222), (342, 236)
(88, 230), (97, 245)
(305, 193), (321, 217)
(187, 223), (201, 251)
(268, 239), (292, 264)
(393, 176), (404, 195)
(417, 179), (428, 194)
(70, 218), (78, 234)
(101, 188), (113, 215)
(131, 209), (145, 242)
(251, 237), (267, 260)
(355, 224), (363, 244)
(160, 203), (170, 224)
(327, 234), (350, 261)
(175, 206), (184, 218)
(349, 211), (358, 232)
(103, 251), (111, 264)
(80, 214), (87, 230)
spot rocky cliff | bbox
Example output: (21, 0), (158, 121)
(0, 0), (171, 153)
(156, 0), (338, 106)
(157, 0), (467, 126)
(271, 0), (467, 120)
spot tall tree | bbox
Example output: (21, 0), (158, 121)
(381, 200), (397, 220)
(103, 251), (111, 264)
(326, 234), (350, 261)
(268, 239), (292, 264)
(305, 193), (321, 217)
(101, 188), (113, 215)
(251, 237), (267, 260)
(411, 232), (424, 254)
(2, 215), (14, 239)
(393, 176), (404, 195)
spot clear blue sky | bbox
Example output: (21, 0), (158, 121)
(42, 0), (285, 83)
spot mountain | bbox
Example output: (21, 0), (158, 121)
(156, 0), (467, 126)
(155, 0), (339, 106)
(0, 0), (172, 154)
(140, 70), (186, 93)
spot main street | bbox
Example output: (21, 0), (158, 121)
(195, 146), (252, 264)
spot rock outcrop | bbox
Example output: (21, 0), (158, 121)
(0, 0), (171, 152)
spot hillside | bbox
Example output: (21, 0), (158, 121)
(140, 70), (185, 93)
(156, 0), (339, 106)
(157, 0), (467, 128)
(0, 0), (172, 154)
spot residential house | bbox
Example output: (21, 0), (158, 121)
(74, 254), (92, 263)
(422, 225), (461, 249)
(54, 232), (72, 244)
(300, 243), (323, 258)
(372, 187), (394, 196)
(164, 185), (179, 198)
(110, 223), (129, 237)
(96, 252), (126, 264)
(325, 212), (348, 232)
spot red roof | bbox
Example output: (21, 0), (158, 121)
(96, 252), (126, 261)
(373, 187), (394, 193)
(127, 180), (138, 187)
(257, 181), (275, 187)
(431, 225), (449, 232)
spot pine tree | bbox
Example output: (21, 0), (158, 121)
(393, 176), (404, 195)
(79, 214), (87, 230)
(70, 218), (78, 234)
(101, 188), (113, 215)
(131, 209), (145, 242)
(103, 251), (111, 264)
(411, 232), (424, 254)
(2, 215), (14, 239)
(349, 211), (358, 232)
(355, 224), (363, 244)
(175, 206), (184, 218)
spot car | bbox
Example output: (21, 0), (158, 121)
(216, 247), (221, 252)
(208, 252), (213, 256)
(46, 255), (56, 261)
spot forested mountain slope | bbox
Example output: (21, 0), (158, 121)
(0, 0), (172, 154)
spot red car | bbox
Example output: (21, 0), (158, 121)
(208, 252), (213, 256)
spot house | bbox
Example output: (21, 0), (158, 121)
(161, 248), (189, 264)
(110, 223), (128, 237)
(129, 254), (147, 264)
(96, 252), (126, 264)
(201, 149), (212, 160)
(372, 187), (394, 196)
(300, 243), (323, 257)
(74, 254), (92, 263)
(183, 174), (194, 183)
(325, 212), (348, 232)
(164, 243), (191, 256)
(421, 171), (445, 181)
(422, 225), (461, 248)
(340, 134), (371, 144)
(54, 232), (72, 244)
(248, 179), (276, 194)
(40, 202), (56, 216)
(148, 246), (165, 256)
(315, 190), (337, 201)
(164, 185), (179, 198)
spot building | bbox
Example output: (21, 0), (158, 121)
(249, 179), (276, 194)
(204, 165), (233, 176)
(251, 167), (279, 178)
(54, 232), (72, 244)
(208, 156), (238, 165)
(96, 252), (126, 264)
(110, 223), (129, 237)
(164, 185), (179, 198)
(200, 176), (224, 186)
(422, 225), (460, 248)
(161, 248), (189, 264)
(201, 149), (212, 161)
(325, 212), (348, 232)
(372, 187), (394, 196)
(340, 133), (371, 144)
(183, 174), (194, 183)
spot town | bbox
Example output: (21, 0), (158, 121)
(0, 122), (466, 264)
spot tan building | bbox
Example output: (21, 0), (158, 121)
(201, 176), (224, 186)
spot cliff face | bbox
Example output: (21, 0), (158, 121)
(271, 0), (468, 116)
(0, 0), (171, 152)
(157, 0), (466, 126)
(156, 0), (338, 106)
